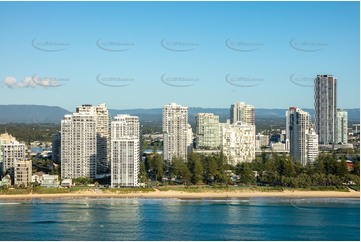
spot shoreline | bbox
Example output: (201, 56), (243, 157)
(0, 189), (359, 200)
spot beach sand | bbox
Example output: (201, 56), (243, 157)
(0, 189), (359, 200)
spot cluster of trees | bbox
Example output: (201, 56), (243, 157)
(73, 177), (92, 185)
(140, 153), (231, 185)
(0, 124), (60, 143)
(251, 153), (359, 188)
(140, 152), (360, 189)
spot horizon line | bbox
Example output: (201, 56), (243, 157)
(0, 104), (360, 111)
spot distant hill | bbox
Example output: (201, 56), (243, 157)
(110, 107), (360, 123)
(0, 105), (70, 124)
(0, 105), (359, 124)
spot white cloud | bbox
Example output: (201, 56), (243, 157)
(3, 76), (62, 88)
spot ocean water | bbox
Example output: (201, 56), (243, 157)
(0, 197), (359, 241)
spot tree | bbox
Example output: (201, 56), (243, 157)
(146, 153), (163, 182)
(296, 173), (312, 188)
(336, 158), (349, 182)
(260, 158), (279, 185)
(152, 154), (163, 182)
(313, 158), (325, 174)
(322, 154), (338, 175)
(311, 173), (327, 186)
(213, 153), (230, 184)
(192, 159), (204, 185)
(352, 160), (360, 176)
(138, 161), (149, 184)
(326, 174), (343, 187)
(73, 177), (91, 185)
(171, 157), (191, 185)
(187, 153), (204, 185)
(277, 154), (295, 177)
(237, 162), (256, 185)
(204, 157), (219, 184)
(347, 174), (360, 187)
(180, 164), (191, 185)
(170, 157), (182, 178)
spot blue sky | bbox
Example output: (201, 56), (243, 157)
(0, 1), (359, 111)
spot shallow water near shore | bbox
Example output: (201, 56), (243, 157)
(0, 197), (359, 241)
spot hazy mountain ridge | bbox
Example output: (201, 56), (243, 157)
(0, 105), (359, 124)
(0, 105), (70, 124)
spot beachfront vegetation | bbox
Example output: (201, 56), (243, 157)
(143, 152), (360, 191)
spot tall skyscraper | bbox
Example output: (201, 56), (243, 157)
(221, 121), (255, 165)
(0, 133), (26, 179)
(195, 113), (221, 149)
(162, 103), (189, 162)
(61, 108), (97, 179)
(76, 103), (110, 173)
(286, 107), (318, 166)
(111, 114), (140, 187)
(314, 75), (337, 144)
(336, 109), (348, 144)
(61, 104), (109, 180)
(230, 102), (255, 125)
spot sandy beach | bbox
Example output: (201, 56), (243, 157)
(0, 189), (359, 200)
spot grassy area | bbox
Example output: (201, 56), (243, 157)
(0, 188), (31, 195)
(103, 187), (155, 193)
(310, 186), (350, 192)
(281, 186), (350, 192)
(32, 187), (71, 194)
(0, 185), (356, 195)
(69, 186), (91, 191)
(348, 185), (360, 191)
(156, 185), (354, 193)
(157, 185), (285, 193)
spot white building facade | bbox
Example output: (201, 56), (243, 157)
(61, 106), (97, 179)
(111, 115), (140, 187)
(286, 107), (319, 166)
(306, 128), (319, 164)
(221, 122), (255, 166)
(95, 103), (110, 173)
(61, 104), (110, 179)
(162, 103), (189, 162)
(0, 133), (26, 179)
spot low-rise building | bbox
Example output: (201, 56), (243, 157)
(271, 142), (286, 152)
(256, 134), (269, 149)
(14, 160), (32, 187)
(41, 175), (60, 188)
(61, 179), (73, 188)
(0, 174), (11, 187)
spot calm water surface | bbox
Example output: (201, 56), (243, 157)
(0, 197), (359, 241)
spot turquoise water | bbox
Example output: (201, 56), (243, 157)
(0, 197), (359, 241)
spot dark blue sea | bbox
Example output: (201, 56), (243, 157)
(0, 197), (359, 241)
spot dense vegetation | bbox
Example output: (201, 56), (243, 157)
(0, 123), (60, 144)
(142, 152), (360, 190)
